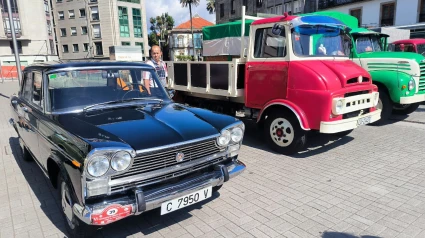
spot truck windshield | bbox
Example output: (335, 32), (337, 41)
(291, 25), (350, 57)
(417, 44), (425, 54)
(47, 67), (169, 113)
(355, 35), (382, 53)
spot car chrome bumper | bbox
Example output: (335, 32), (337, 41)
(399, 94), (425, 104)
(319, 109), (381, 134)
(73, 159), (246, 225)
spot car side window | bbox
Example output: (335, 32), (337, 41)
(32, 71), (43, 109)
(254, 27), (287, 58)
(22, 72), (33, 102)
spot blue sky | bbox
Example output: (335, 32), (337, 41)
(145, 0), (216, 30)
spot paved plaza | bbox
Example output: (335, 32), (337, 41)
(1, 80), (425, 238)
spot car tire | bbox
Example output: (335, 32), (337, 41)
(392, 103), (420, 115)
(372, 89), (392, 124)
(57, 175), (98, 238)
(264, 111), (307, 155)
(21, 145), (33, 162)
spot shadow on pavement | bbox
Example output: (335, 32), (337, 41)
(8, 137), (222, 237)
(322, 231), (381, 238)
(0, 93), (10, 99)
(241, 119), (354, 158)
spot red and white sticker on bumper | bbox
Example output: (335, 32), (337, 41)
(91, 204), (133, 225)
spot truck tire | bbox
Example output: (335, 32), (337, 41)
(58, 175), (98, 238)
(372, 89), (393, 124)
(393, 103), (420, 115)
(264, 111), (307, 155)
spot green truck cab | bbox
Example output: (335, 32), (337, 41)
(302, 11), (425, 121)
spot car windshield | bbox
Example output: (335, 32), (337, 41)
(417, 44), (425, 54)
(355, 35), (382, 53)
(291, 24), (351, 57)
(47, 67), (169, 113)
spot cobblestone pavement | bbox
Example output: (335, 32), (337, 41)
(1, 81), (425, 238)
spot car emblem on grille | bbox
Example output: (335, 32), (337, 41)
(176, 152), (185, 162)
(358, 75), (363, 83)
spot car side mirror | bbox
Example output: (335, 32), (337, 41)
(168, 89), (175, 98)
(272, 23), (284, 36)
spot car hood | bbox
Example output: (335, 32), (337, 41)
(55, 103), (240, 151)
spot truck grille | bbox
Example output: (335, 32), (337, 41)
(111, 139), (223, 180)
(420, 63), (425, 93)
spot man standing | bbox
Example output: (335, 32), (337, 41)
(143, 45), (168, 95)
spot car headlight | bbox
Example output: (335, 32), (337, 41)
(111, 151), (132, 172)
(87, 155), (110, 177)
(408, 78), (415, 91)
(217, 130), (231, 146)
(231, 127), (243, 143)
(335, 99), (344, 114)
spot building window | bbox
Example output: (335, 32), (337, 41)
(91, 6), (99, 21)
(63, 44), (69, 53)
(81, 26), (88, 35)
(71, 27), (77, 36)
(220, 4), (224, 18)
(420, 0), (425, 22)
(47, 20), (52, 35)
(350, 8), (362, 27)
(92, 24), (101, 38)
(121, 42), (130, 46)
(10, 41), (22, 54)
(60, 28), (66, 36)
(3, 17), (22, 35)
(132, 8), (142, 38)
(94, 42), (103, 55)
(58, 11), (64, 20)
(50, 40), (55, 55)
(89, 0), (97, 2)
(73, 44), (79, 52)
(135, 42), (144, 54)
(80, 9), (86, 17)
(57, 0), (62, 2)
(276, 5), (282, 14)
(44, 0), (49, 14)
(118, 6), (130, 37)
(231, 0), (235, 14)
(380, 2), (395, 26)
(118, 0), (140, 3)
(243, 0), (248, 11)
(69, 10), (75, 19)
(83, 43), (89, 52)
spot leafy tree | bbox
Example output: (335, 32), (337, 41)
(180, 0), (200, 61)
(148, 13), (174, 60)
(206, 0), (215, 14)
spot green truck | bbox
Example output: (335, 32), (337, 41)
(301, 11), (425, 122)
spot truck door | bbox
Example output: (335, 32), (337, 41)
(245, 26), (289, 109)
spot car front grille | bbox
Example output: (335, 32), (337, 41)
(111, 139), (224, 181)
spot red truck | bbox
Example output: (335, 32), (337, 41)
(166, 11), (381, 155)
(388, 38), (425, 55)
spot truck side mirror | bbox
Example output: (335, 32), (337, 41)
(272, 23), (283, 36)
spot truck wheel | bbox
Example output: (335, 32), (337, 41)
(264, 111), (307, 155)
(393, 103), (420, 115)
(58, 175), (98, 238)
(373, 89), (393, 123)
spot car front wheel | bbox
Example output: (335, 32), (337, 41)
(58, 175), (97, 238)
(264, 111), (307, 155)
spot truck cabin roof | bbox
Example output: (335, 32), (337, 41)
(251, 14), (348, 29)
(391, 39), (425, 45)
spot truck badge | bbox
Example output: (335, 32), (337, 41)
(358, 76), (363, 83)
(176, 152), (185, 162)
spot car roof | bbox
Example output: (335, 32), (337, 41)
(24, 60), (154, 72)
(391, 39), (425, 44)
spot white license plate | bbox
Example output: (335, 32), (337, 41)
(160, 186), (212, 215)
(357, 116), (371, 126)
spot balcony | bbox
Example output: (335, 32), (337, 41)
(318, 0), (367, 10)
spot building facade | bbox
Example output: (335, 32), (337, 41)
(51, 0), (149, 60)
(168, 15), (214, 61)
(216, 0), (306, 24)
(0, 0), (58, 79)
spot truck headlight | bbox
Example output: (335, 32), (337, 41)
(335, 99), (344, 114)
(408, 78), (415, 91)
(217, 130), (231, 146)
(87, 155), (110, 177)
(111, 151), (132, 172)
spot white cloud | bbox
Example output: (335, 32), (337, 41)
(145, 0), (216, 31)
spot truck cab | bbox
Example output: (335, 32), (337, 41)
(389, 38), (425, 55)
(166, 13), (380, 155)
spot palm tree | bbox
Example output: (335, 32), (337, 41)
(206, 0), (215, 14)
(180, 0), (200, 61)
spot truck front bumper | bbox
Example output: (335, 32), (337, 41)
(72, 158), (246, 226)
(400, 94), (425, 104)
(319, 109), (381, 134)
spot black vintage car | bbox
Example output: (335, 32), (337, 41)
(9, 61), (246, 237)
